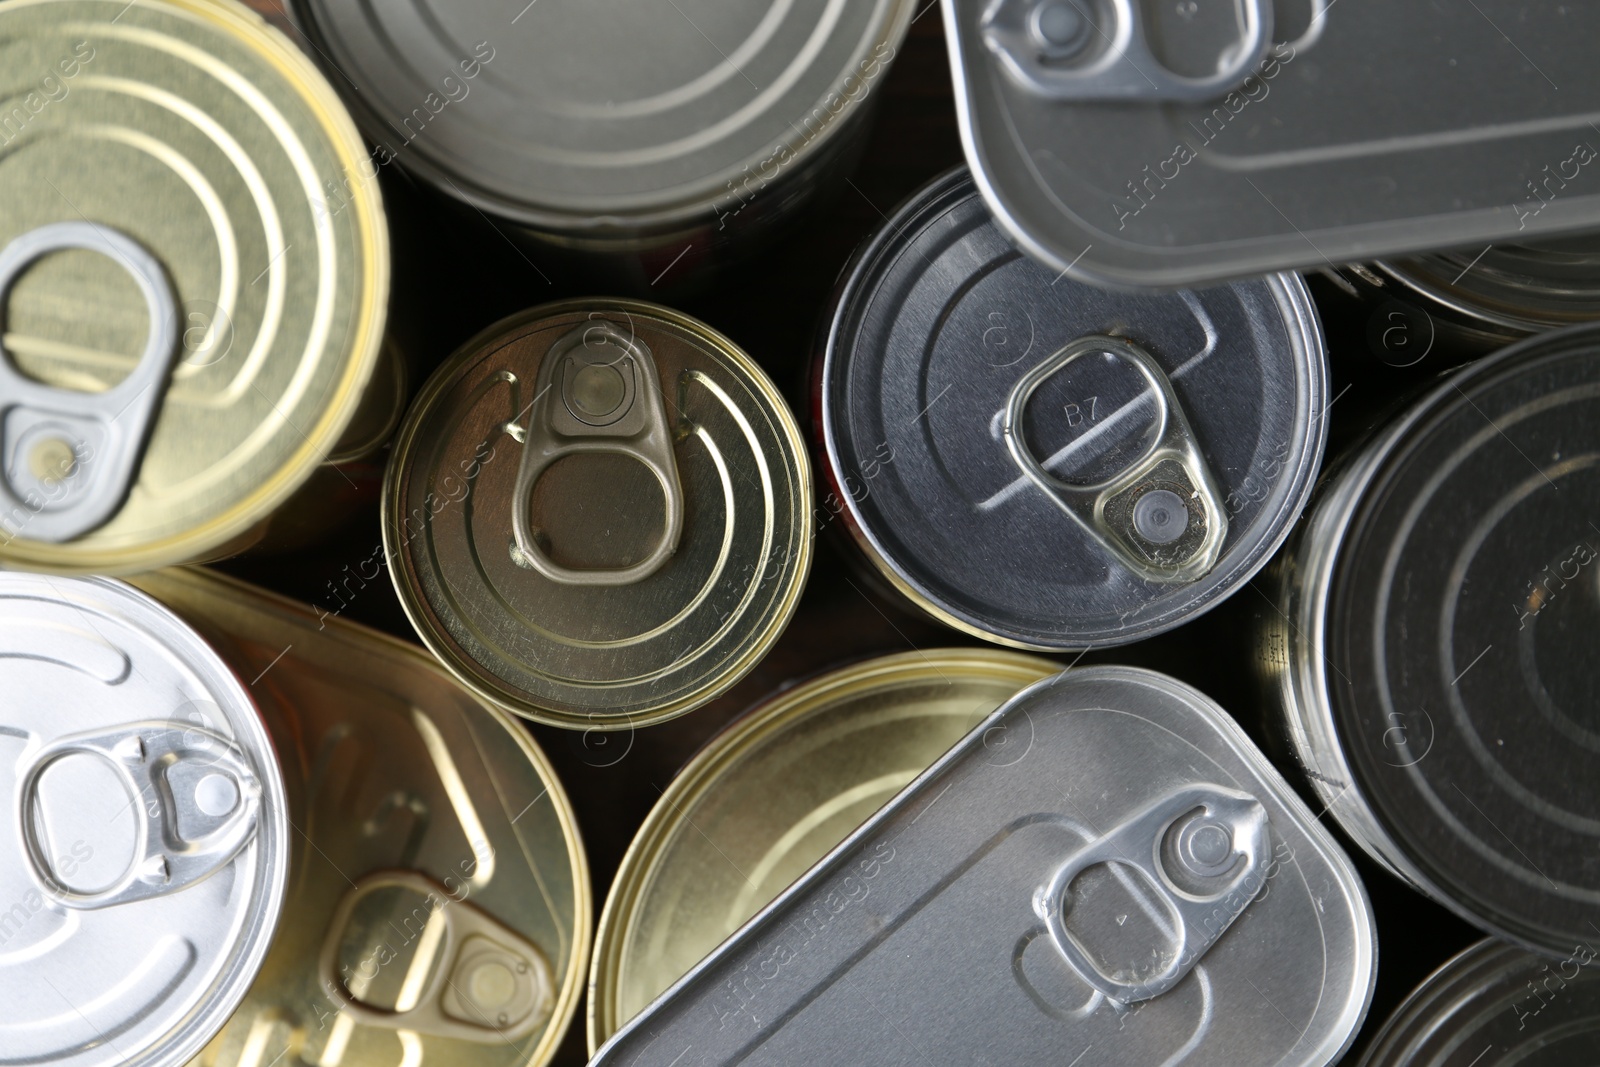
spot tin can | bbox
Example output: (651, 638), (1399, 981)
(592, 664), (1376, 1066)
(1262, 322), (1600, 958)
(587, 648), (1060, 1051)
(816, 167), (1327, 649)
(0, 0), (390, 575)
(1359, 937), (1600, 1066)
(121, 566), (591, 1067)
(0, 572), (289, 1067)
(284, 0), (912, 286)
(386, 299), (812, 731)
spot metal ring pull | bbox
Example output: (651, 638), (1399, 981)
(319, 871), (555, 1043)
(1002, 334), (1226, 583)
(510, 321), (683, 586)
(978, 0), (1273, 102)
(1037, 784), (1269, 1003)
(0, 222), (180, 542)
(16, 721), (263, 909)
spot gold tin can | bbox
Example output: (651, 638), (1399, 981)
(0, 0), (388, 574)
(585, 649), (1059, 1051)
(385, 299), (812, 732)
(128, 566), (591, 1067)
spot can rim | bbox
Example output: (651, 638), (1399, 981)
(584, 647), (1061, 1053)
(383, 298), (813, 730)
(1355, 938), (1539, 1066)
(285, 0), (914, 235)
(1374, 244), (1600, 336)
(1279, 321), (1600, 957)
(0, 0), (389, 576)
(818, 166), (1328, 649)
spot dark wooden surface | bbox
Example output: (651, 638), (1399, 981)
(223, 3), (1481, 1063)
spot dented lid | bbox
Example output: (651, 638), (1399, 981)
(591, 666), (1375, 1066)
(0, 573), (288, 1067)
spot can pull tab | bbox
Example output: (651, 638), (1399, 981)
(1002, 334), (1226, 583)
(0, 222), (180, 542)
(978, 0), (1273, 102)
(16, 722), (263, 909)
(510, 321), (684, 586)
(1037, 785), (1269, 1003)
(320, 871), (556, 1043)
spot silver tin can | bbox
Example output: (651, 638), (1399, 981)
(816, 167), (1327, 649)
(1359, 937), (1600, 1066)
(285, 0), (912, 282)
(1263, 322), (1600, 957)
(592, 665), (1375, 1066)
(0, 573), (289, 1067)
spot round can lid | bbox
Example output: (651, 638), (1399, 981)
(1321, 324), (1600, 955)
(0, 573), (289, 1067)
(821, 168), (1327, 649)
(0, 0), (388, 574)
(1379, 233), (1600, 334)
(287, 0), (910, 229)
(586, 648), (1059, 1050)
(386, 300), (811, 730)
(1359, 938), (1600, 1065)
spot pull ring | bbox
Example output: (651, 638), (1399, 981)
(1037, 784), (1269, 1003)
(1002, 334), (1226, 583)
(16, 721), (263, 909)
(0, 222), (179, 542)
(979, 0), (1273, 102)
(511, 321), (683, 586)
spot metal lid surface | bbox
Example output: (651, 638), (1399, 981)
(821, 168), (1326, 649)
(587, 649), (1059, 1051)
(1291, 323), (1600, 957)
(386, 300), (811, 730)
(1380, 234), (1600, 335)
(128, 567), (591, 1067)
(943, 0), (1600, 288)
(287, 0), (910, 230)
(0, 0), (388, 574)
(592, 665), (1375, 1066)
(1359, 938), (1600, 1066)
(0, 572), (289, 1067)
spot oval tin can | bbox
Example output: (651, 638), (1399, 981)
(0, 0), (389, 574)
(385, 299), (812, 731)
(591, 665), (1376, 1066)
(817, 167), (1327, 649)
(128, 566), (591, 1067)
(1263, 322), (1600, 958)
(0, 571), (289, 1067)
(587, 648), (1060, 1052)
(284, 0), (912, 282)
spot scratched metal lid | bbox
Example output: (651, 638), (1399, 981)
(286, 0), (911, 234)
(0, 573), (289, 1067)
(1378, 233), (1600, 337)
(819, 168), (1326, 648)
(0, 0), (388, 574)
(128, 567), (591, 1067)
(385, 299), (811, 730)
(943, 0), (1600, 288)
(1274, 323), (1600, 958)
(1358, 938), (1600, 1066)
(591, 665), (1375, 1066)
(587, 649), (1060, 1052)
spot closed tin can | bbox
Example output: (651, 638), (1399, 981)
(1358, 938), (1600, 1066)
(592, 665), (1376, 1066)
(817, 168), (1327, 649)
(284, 0), (912, 284)
(0, 572), (289, 1067)
(1263, 322), (1600, 957)
(386, 300), (811, 730)
(0, 0), (389, 575)
(587, 648), (1059, 1052)
(125, 567), (590, 1067)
